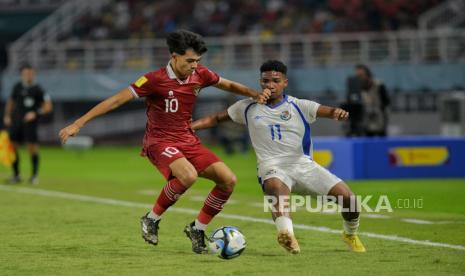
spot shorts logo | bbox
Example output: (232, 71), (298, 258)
(280, 111), (291, 121)
(135, 76), (148, 87)
(168, 90), (174, 98)
(265, 169), (277, 176)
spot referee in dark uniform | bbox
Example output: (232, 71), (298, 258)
(3, 64), (53, 184)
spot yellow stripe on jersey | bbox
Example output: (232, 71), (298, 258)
(135, 76), (148, 87)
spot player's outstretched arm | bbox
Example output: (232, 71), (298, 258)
(214, 78), (271, 104)
(59, 88), (135, 144)
(191, 110), (231, 130)
(317, 105), (349, 121)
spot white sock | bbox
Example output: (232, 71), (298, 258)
(343, 218), (360, 235)
(194, 219), (207, 231)
(147, 210), (161, 221)
(275, 216), (294, 235)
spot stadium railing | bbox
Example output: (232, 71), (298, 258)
(7, 29), (465, 72)
(7, 0), (112, 69)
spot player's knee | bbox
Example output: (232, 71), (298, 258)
(178, 171), (198, 186)
(263, 180), (288, 197)
(228, 174), (237, 188)
(220, 174), (237, 193)
(340, 194), (355, 208)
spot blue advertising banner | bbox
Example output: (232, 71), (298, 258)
(312, 137), (465, 180)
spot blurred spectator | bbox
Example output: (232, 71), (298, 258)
(345, 64), (390, 137)
(63, 0), (441, 41)
(0, 0), (64, 7)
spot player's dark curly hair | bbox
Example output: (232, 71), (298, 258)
(166, 30), (208, 55)
(260, 60), (287, 75)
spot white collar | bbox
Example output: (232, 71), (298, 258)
(166, 61), (192, 85)
(166, 61), (177, 79)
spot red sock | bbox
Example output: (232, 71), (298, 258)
(197, 186), (232, 224)
(152, 178), (187, 216)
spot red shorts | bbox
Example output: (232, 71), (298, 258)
(145, 142), (221, 180)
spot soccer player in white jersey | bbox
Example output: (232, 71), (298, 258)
(191, 60), (366, 254)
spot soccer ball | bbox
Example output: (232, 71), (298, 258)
(208, 226), (246, 259)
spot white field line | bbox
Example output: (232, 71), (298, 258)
(364, 214), (391, 219)
(401, 218), (435, 224)
(189, 195), (238, 204)
(1, 185), (465, 252)
(137, 189), (158, 196)
(227, 199), (462, 225)
(137, 190), (461, 226)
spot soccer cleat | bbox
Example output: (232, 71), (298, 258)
(277, 230), (300, 254)
(184, 221), (208, 254)
(140, 213), (160, 246)
(29, 176), (39, 185)
(342, 232), (366, 252)
(6, 175), (21, 184)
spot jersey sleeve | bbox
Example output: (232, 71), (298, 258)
(35, 86), (44, 107)
(294, 98), (320, 124)
(129, 72), (155, 98)
(10, 83), (20, 101)
(197, 65), (220, 88)
(43, 93), (51, 102)
(36, 86), (50, 104)
(227, 99), (253, 125)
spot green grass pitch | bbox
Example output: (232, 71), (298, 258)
(1, 146), (464, 275)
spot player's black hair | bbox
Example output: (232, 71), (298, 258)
(19, 63), (33, 72)
(355, 64), (372, 78)
(166, 30), (208, 55)
(260, 60), (287, 75)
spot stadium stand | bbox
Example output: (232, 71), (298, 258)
(62, 0), (441, 41)
(0, 0), (64, 9)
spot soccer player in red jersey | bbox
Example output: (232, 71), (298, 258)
(59, 30), (270, 254)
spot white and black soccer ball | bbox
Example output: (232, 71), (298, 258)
(208, 226), (246, 259)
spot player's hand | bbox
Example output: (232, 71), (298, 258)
(59, 122), (82, 144)
(189, 118), (196, 132)
(3, 116), (11, 127)
(24, 111), (37, 122)
(332, 108), (349, 121)
(255, 89), (271, 104)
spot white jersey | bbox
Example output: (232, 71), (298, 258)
(227, 95), (320, 167)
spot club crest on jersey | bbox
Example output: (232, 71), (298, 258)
(193, 85), (201, 96)
(168, 90), (174, 98)
(280, 110), (291, 121)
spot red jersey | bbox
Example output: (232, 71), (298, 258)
(129, 62), (220, 151)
